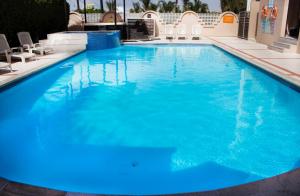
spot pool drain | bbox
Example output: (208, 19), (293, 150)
(131, 161), (139, 167)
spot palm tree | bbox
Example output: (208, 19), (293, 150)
(130, 0), (157, 12)
(183, 0), (192, 11)
(139, 0), (157, 11)
(183, 0), (209, 13)
(100, 0), (104, 13)
(158, 1), (177, 13)
(175, 0), (181, 12)
(201, 3), (209, 13)
(220, 0), (246, 14)
(190, 0), (209, 13)
(106, 0), (114, 11)
(76, 0), (80, 11)
(129, 2), (142, 13)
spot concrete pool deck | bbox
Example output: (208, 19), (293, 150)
(209, 37), (300, 89)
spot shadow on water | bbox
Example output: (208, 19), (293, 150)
(0, 141), (261, 195)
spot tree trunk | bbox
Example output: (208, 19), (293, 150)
(100, 0), (104, 13)
(76, 0), (80, 11)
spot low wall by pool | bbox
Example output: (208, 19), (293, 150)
(46, 31), (120, 51)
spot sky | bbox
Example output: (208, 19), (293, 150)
(67, 0), (221, 12)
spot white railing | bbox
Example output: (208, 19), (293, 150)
(159, 13), (182, 24)
(126, 13), (143, 19)
(81, 13), (103, 23)
(198, 13), (221, 27)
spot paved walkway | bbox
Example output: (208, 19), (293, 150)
(209, 37), (300, 88)
(0, 50), (84, 88)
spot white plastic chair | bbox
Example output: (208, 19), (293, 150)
(17, 32), (53, 55)
(177, 24), (187, 40)
(0, 34), (36, 63)
(164, 25), (175, 40)
(191, 24), (202, 40)
(0, 61), (12, 72)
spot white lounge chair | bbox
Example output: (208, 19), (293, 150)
(0, 47), (12, 72)
(164, 25), (176, 40)
(177, 24), (187, 40)
(191, 25), (202, 40)
(0, 62), (12, 72)
(17, 32), (53, 55)
(0, 34), (36, 63)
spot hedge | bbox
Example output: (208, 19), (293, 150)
(0, 0), (70, 47)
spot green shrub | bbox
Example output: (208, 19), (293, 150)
(0, 0), (70, 47)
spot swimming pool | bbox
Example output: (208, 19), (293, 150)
(0, 45), (299, 194)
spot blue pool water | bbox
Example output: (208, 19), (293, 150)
(0, 45), (300, 194)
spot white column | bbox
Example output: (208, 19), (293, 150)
(246, 0), (251, 12)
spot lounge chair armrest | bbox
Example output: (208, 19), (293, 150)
(34, 43), (42, 47)
(11, 47), (23, 52)
(23, 44), (31, 49)
(0, 49), (8, 54)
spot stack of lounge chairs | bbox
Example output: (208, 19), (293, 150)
(0, 32), (54, 72)
(164, 24), (202, 40)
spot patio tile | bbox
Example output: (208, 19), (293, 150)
(209, 36), (300, 87)
(0, 178), (8, 191)
(2, 182), (48, 196)
(243, 49), (300, 59)
(265, 59), (300, 75)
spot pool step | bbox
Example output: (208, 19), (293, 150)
(268, 37), (298, 53)
(273, 41), (291, 49)
(267, 44), (285, 53)
(278, 37), (298, 45)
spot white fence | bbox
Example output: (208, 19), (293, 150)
(81, 12), (222, 26)
(78, 11), (238, 38)
(81, 13), (103, 23)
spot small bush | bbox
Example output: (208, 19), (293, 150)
(0, 0), (70, 47)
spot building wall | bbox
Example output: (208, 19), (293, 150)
(298, 34), (300, 53)
(256, 0), (289, 45)
(248, 0), (261, 40)
(202, 12), (239, 37)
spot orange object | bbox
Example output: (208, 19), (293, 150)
(261, 5), (269, 18)
(223, 15), (234, 23)
(270, 5), (278, 19)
